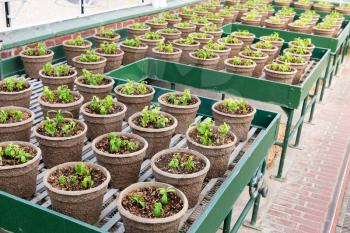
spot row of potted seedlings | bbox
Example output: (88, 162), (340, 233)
(0, 72), (257, 232)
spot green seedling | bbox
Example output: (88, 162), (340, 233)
(218, 123), (230, 141)
(81, 176), (94, 189)
(168, 153), (181, 169)
(243, 47), (265, 57)
(196, 118), (214, 145)
(42, 63), (70, 77)
(2, 143), (32, 163)
(25, 42), (48, 56)
(280, 52), (304, 63)
(130, 193), (146, 209)
(190, 32), (210, 39)
(75, 163), (90, 176)
(90, 95), (114, 115)
(158, 187), (175, 204)
(100, 42), (118, 54)
(140, 106), (170, 128)
(131, 23), (148, 29)
(193, 49), (216, 59)
(262, 32), (282, 41)
(123, 37), (142, 47)
(223, 36), (240, 44)
(167, 89), (192, 105)
(2, 77), (27, 92)
(176, 22), (193, 28)
(254, 41), (274, 49)
(67, 36), (85, 46)
(58, 176), (67, 185)
(79, 50), (101, 62)
(157, 42), (174, 53)
(181, 6), (195, 15)
(121, 80), (148, 95)
(97, 27), (117, 38)
(233, 30), (251, 36)
(159, 27), (179, 34)
(182, 155), (195, 172)
(163, 12), (180, 19)
(81, 69), (104, 86)
(268, 62), (293, 72)
(230, 56), (254, 66)
(266, 16), (284, 24)
(143, 32), (162, 40)
(153, 202), (163, 217)
(191, 16), (209, 24)
(202, 23), (218, 32)
(108, 132), (138, 153)
(0, 110), (23, 123)
(150, 17), (166, 24)
(176, 37), (196, 45)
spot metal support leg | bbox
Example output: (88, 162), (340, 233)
(293, 97), (307, 147)
(328, 53), (338, 87)
(223, 209), (232, 233)
(273, 108), (294, 181)
(308, 78), (321, 123)
(4, 2), (11, 27)
(80, 0), (85, 14)
(320, 54), (331, 102)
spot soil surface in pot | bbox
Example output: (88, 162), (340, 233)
(0, 111), (31, 123)
(84, 103), (124, 115)
(42, 70), (76, 77)
(0, 82), (30, 92)
(214, 103), (254, 115)
(36, 120), (85, 137)
(41, 93), (81, 104)
(78, 77), (111, 86)
(0, 144), (35, 166)
(154, 152), (206, 174)
(95, 135), (143, 154)
(122, 187), (183, 218)
(117, 85), (153, 95)
(47, 166), (106, 191)
(22, 50), (51, 56)
(161, 94), (198, 106)
(133, 115), (174, 129)
(189, 127), (235, 146)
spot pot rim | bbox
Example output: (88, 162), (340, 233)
(114, 83), (155, 98)
(198, 28), (223, 35)
(38, 91), (84, 108)
(224, 58), (257, 69)
(217, 38), (244, 46)
(259, 36), (285, 43)
(80, 100), (126, 118)
(188, 33), (215, 40)
(72, 56), (107, 65)
(172, 39), (200, 47)
(119, 42), (148, 50)
(203, 45), (231, 54)
(238, 51), (269, 61)
(128, 111), (178, 133)
(63, 40), (93, 49)
(150, 148), (210, 179)
(264, 64), (298, 75)
(276, 57), (308, 66)
(212, 101), (257, 118)
(173, 23), (196, 29)
(139, 36), (165, 43)
(93, 34), (121, 41)
(91, 132), (148, 158)
(158, 91), (201, 109)
(19, 50), (54, 59)
(0, 106), (34, 128)
(0, 81), (32, 95)
(189, 52), (220, 61)
(231, 32), (255, 38)
(145, 20), (168, 26)
(39, 69), (78, 80)
(152, 47), (183, 55)
(94, 48), (125, 58)
(75, 76), (115, 89)
(127, 24), (151, 31)
(250, 44), (278, 53)
(43, 161), (111, 196)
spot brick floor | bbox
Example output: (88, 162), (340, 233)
(230, 57), (350, 233)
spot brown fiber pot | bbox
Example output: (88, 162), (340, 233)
(189, 52), (220, 69)
(128, 111), (177, 159)
(43, 162), (110, 224)
(287, 41), (315, 53)
(38, 92), (84, 119)
(185, 126), (236, 178)
(236, 8), (249, 21)
(39, 69), (77, 90)
(20, 50), (54, 80)
(0, 81), (32, 108)
(222, 14), (235, 25)
(127, 25), (151, 38)
(293, 2), (312, 9)
(172, 40), (200, 64)
(114, 83), (155, 120)
(283, 48), (312, 62)
(264, 65), (297, 84)
(92, 132), (147, 189)
(232, 32), (255, 45)
(312, 27), (335, 37)
(74, 76), (115, 103)
(264, 20), (287, 30)
(81, 100), (126, 140)
(158, 92), (201, 134)
(287, 23), (310, 33)
(191, 22), (207, 32)
(140, 36), (165, 57)
(63, 40), (93, 66)
(212, 101), (256, 141)
(95, 48), (124, 72)
(240, 17), (262, 26)
(152, 47), (182, 62)
(217, 38), (244, 57)
(34, 120), (87, 168)
(276, 57), (308, 84)
(189, 33), (215, 48)
(117, 182), (188, 233)
(0, 106), (34, 142)
(224, 58), (257, 76)
(179, 13), (194, 21)
(157, 31), (182, 42)
(251, 44), (278, 63)
(120, 43), (148, 65)
(207, 18), (224, 28)
(165, 18), (182, 28)
(275, 0), (291, 6)
(199, 28), (223, 42)
(260, 37), (285, 58)
(335, 7), (350, 15)
(173, 24), (196, 37)
(72, 56), (107, 76)
(151, 148), (210, 208)
(0, 141), (41, 198)
(203, 45), (231, 70)
(145, 21), (168, 32)
(313, 4), (333, 12)
(93, 34), (121, 47)
(239, 51), (268, 78)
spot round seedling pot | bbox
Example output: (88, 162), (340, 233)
(287, 41), (315, 53)
(275, 0), (291, 6)
(81, 100), (126, 140)
(0, 80), (32, 108)
(165, 18), (182, 28)
(283, 48), (312, 61)
(212, 101), (256, 141)
(120, 42), (148, 65)
(231, 32), (255, 45)
(203, 45), (231, 70)
(43, 162), (110, 224)
(39, 69), (77, 90)
(92, 132), (148, 189)
(238, 51), (269, 78)
(72, 56), (107, 76)
(173, 24), (196, 37)
(34, 119), (87, 168)
(93, 34), (121, 47)
(264, 65), (297, 84)
(74, 76), (114, 104)
(264, 20), (287, 30)
(20, 50), (54, 80)
(313, 27), (335, 37)
(158, 92), (201, 134)
(63, 40), (93, 66)
(240, 17), (262, 26)
(313, 4), (333, 12)
(189, 33), (215, 48)
(287, 23), (310, 33)
(0, 106), (34, 142)
(152, 47), (182, 62)
(128, 111), (177, 159)
(293, 2), (312, 9)
(114, 83), (155, 120)
(172, 39), (200, 64)
(38, 91), (84, 119)
(95, 48), (124, 72)
(199, 28), (223, 42)
(145, 20), (168, 32)
(140, 36), (165, 57)
(127, 25), (151, 38)
(179, 13), (194, 21)
(117, 181), (188, 233)
(185, 125), (237, 178)
(0, 141), (41, 198)
(224, 58), (257, 76)
(151, 148), (210, 208)
(217, 38), (244, 57)
(276, 57), (308, 84)
(260, 36), (285, 57)
(335, 7), (350, 15)
(207, 17), (224, 28)
(189, 52), (220, 69)
(157, 30), (182, 42)
(222, 13), (236, 25)
(250, 43), (278, 63)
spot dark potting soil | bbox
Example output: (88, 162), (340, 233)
(42, 70), (75, 77)
(0, 111), (31, 124)
(37, 120), (85, 137)
(48, 166), (106, 191)
(79, 77), (111, 86)
(0, 82), (30, 92)
(155, 152), (206, 174)
(117, 85), (153, 96)
(215, 103), (254, 115)
(122, 187), (183, 218)
(189, 128), (235, 146)
(41, 93), (81, 104)
(0, 145), (35, 166)
(162, 94), (198, 106)
(133, 116), (174, 129)
(95, 136), (143, 154)
(85, 103), (124, 115)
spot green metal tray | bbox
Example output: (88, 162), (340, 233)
(0, 78), (280, 233)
